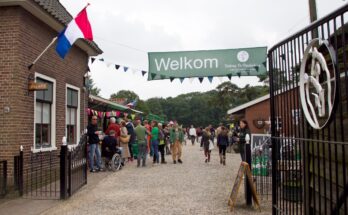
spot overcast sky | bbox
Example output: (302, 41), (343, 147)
(60, 0), (346, 100)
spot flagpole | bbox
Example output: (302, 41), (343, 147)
(28, 36), (58, 70)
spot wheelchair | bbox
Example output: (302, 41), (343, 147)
(104, 148), (122, 171)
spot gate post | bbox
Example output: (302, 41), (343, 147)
(19, 147), (23, 196)
(269, 54), (277, 215)
(245, 142), (252, 205)
(60, 145), (68, 199)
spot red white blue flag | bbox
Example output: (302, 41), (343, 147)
(56, 5), (93, 59)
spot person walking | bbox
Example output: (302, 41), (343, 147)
(120, 120), (131, 161)
(170, 123), (184, 164)
(201, 127), (211, 163)
(189, 125), (197, 145)
(134, 120), (148, 167)
(217, 126), (229, 165)
(158, 123), (167, 164)
(151, 121), (160, 164)
(87, 116), (103, 172)
(236, 119), (251, 161)
(163, 125), (171, 155)
(144, 120), (153, 157)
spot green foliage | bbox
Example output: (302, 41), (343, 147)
(110, 82), (269, 127)
(110, 90), (139, 102)
(87, 78), (101, 96)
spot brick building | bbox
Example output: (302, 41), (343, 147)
(227, 94), (271, 134)
(0, 0), (102, 176)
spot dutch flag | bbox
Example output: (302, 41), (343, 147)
(56, 5), (93, 59)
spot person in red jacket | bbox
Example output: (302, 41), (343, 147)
(105, 117), (120, 138)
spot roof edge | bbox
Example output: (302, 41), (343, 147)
(227, 94), (270, 115)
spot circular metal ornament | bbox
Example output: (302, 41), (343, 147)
(299, 38), (337, 129)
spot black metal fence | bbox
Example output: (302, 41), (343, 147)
(23, 150), (61, 199)
(0, 137), (87, 200)
(269, 3), (348, 215)
(0, 160), (7, 197)
(67, 135), (88, 197)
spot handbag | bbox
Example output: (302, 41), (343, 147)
(232, 143), (240, 153)
(120, 135), (130, 143)
(209, 140), (214, 150)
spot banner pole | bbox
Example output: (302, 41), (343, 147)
(28, 36), (58, 70)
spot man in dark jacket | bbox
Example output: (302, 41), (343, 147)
(87, 116), (103, 172)
(126, 118), (136, 161)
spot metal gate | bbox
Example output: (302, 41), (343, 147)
(21, 135), (88, 200)
(269, 4), (348, 215)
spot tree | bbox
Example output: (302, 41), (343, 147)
(110, 90), (139, 102)
(87, 78), (101, 96)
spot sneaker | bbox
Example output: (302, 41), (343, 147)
(205, 159), (208, 163)
(173, 160), (177, 164)
(90, 169), (97, 173)
(178, 159), (183, 164)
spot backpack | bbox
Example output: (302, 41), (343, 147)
(158, 129), (164, 141)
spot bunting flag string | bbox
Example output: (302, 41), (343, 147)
(90, 57), (258, 84)
(86, 108), (138, 119)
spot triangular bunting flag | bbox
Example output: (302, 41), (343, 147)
(124, 67), (129, 72)
(280, 53), (286, 60)
(91, 58), (95, 64)
(115, 65), (120, 70)
(131, 114), (135, 120)
(87, 66), (90, 72)
(106, 63), (111, 68)
(132, 69), (137, 75)
(254, 66), (259, 72)
(189, 78), (194, 83)
(208, 76), (213, 83)
(142, 71), (147, 76)
(116, 111), (121, 117)
(237, 72), (241, 78)
(180, 77), (185, 83)
(198, 77), (204, 83)
(262, 61), (267, 67)
(160, 75), (166, 79)
(218, 77), (223, 82)
(227, 74), (232, 80)
(151, 73), (156, 80)
(170, 77), (175, 82)
(99, 58), (104, 62)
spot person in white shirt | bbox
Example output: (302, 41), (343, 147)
(189, 125), (197, 145)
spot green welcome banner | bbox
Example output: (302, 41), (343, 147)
(148, 47), (267, 81)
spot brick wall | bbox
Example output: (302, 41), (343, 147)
(0, 6), (89, 176)
(245, 100), (270, 134)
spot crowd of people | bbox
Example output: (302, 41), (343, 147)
(184, 120), (251, 165)
(87, 115), (250, 172)
(87, 117), (186, 172)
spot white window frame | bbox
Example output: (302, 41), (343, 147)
(66, 84), (81, 150)
(33, 73), (57, 153)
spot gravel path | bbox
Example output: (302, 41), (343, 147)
(42, 140), (271, 215)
